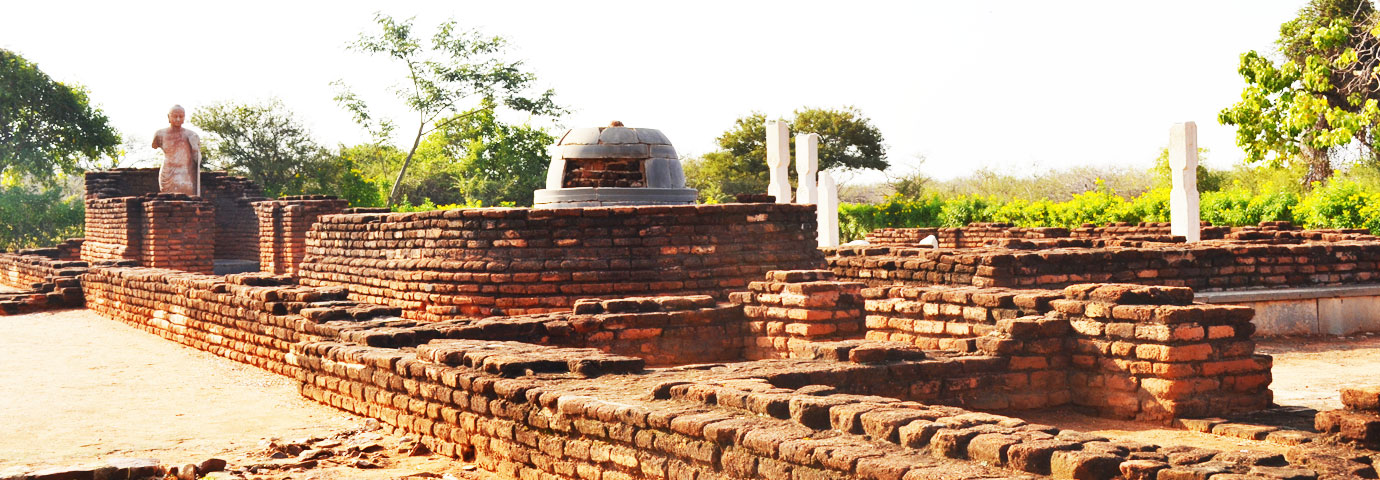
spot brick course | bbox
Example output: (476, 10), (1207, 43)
(828, 240), (1380, 290)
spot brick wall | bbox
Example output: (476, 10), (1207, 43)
(84, 169), (265, 263)
(82, 196), (143, 263)
(828, 240), (1380, 290)
(859, 281), (1270, 421)
(863, 284), (1058, 351)
(866, 222), (1376, 250)
(729, 270), (865, 359)
(139, 194), (215, 274)
(297, 204), (825, 321)
(563, 159), (645, 187)
(83, 266), (353, 377)
(253, 196), (350, 275)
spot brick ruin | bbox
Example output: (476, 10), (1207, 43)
(253, 195), (352, 275)
(0, 239), (87, 314)
(5, 171), (1380, 478)
(294, 204), (825, 320)
(81, 168), (265, 272)
(831, 223), (1380, 291)
(863, 221), (1373, 250)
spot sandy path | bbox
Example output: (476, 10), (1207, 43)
(0, 309), (361, 470)
(1259, 334), (1380, 411)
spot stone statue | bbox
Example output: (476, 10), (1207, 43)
(152, 105), (201, 196)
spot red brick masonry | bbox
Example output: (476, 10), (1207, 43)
(296, 205), (825, 321)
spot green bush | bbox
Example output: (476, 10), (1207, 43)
(1293, 180), (1378, 230)
(836, 177), (1380, 241)
(0, 184), (84, 251)
(839, 195), (943, 241)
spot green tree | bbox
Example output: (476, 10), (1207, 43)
(1220, 0), (1380, 186)
(329, 144), (400, 207)
(431, 107), (555, 207)
(685, 106), (887, 202)
(333, 13), (562, 207)
(191, 99), (330, 198)
(1150, 147), (1223, 193)
(0, 179), (84, 251)
(0, 49), (119, 180)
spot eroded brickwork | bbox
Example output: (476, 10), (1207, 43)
(1317, 386), (1380, 449)
(730, 270), (865, 359)
(77, 263), (1345, 478)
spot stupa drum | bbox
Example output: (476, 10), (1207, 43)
(533, 122), (697, 207)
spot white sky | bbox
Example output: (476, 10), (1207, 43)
(2, 0), (1306, 182)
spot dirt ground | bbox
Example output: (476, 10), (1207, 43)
(1259, 333), (1380, 411)
(0, 309), (361, 471)
(2, 308), (1378, 476)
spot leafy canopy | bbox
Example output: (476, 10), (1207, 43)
(192, 99), (331, 198)
(1219, 0), (1380, 185)
(427, 104), (554, 207)
(0, 49), (119, 181)
(334, 13), (562, 206)
(685, 106), (888, 202)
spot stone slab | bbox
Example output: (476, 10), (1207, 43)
(1196, 285), (1380, 303)
(533, 187), (697, 208)
(1195, 286), (1380, 336)
(1245, 300), (1320, 336)
(1318, 295), (1380, 336)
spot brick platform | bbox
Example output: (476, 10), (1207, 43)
(296, 204), (826, 321)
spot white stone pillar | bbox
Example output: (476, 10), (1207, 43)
(1169, 121), (1201, 242)
(795, 133), (819, 204)
(817, 172), (840, 247)
(765, 119), (791, 203)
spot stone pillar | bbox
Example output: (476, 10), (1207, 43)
(817, 172), (840, 247)
(765, 119), (791, 203)
(795, 133), (819, 204)
(1169, 122), (1200, 242)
